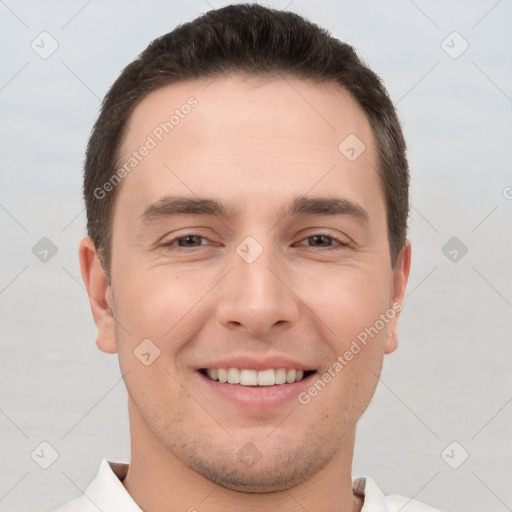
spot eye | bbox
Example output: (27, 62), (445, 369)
(296, 233), (350, 250)
(160, 233), (211, 250)
(159, 232), (350, 252)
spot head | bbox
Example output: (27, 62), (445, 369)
(80, 3), (411, 493)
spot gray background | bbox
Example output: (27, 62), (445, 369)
(1, 1), (511, 511)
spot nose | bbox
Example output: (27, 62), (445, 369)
(216, 240), (301, 337)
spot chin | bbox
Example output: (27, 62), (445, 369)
(179, 440), (336, 493)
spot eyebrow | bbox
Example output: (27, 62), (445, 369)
(138, 195), (369, 225)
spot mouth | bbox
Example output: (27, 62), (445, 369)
(199, 367), (316, 386)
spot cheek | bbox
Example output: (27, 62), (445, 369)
(308, 268), (391, 411)
(112, 264), (213, 377)
(111, 270), (195, 418)
(307, 264), (391, 342)
(114, 267), (188, 336)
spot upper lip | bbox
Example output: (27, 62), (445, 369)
(198, 354), (315, 372)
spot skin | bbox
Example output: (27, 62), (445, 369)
(79, 73), (411, 512)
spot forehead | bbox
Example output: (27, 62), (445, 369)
(121, 73), (375, 159)
(115, 73), (382, 224)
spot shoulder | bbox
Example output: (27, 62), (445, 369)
(50, 495), (98, 512)
(49, 459), (140, 512)
(384, 495), (443, 512)
(355, 476), (443, 512)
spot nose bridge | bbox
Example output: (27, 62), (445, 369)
(237, 235), (281, 297)
(216, 234), (300, 335)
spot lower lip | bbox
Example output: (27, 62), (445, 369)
(197, 371), (316, 409)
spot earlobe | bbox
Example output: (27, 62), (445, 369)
(385, 330), (398, 354)
(384, 241), (412, 355)
(78, 237), (117, 354)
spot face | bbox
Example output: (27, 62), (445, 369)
(81, 74), (410, 492)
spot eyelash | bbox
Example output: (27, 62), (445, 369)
(160, 232), (350, 251)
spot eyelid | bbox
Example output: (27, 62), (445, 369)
(294, 232), (351, 249)
(159, 230), (351, 251)
(160, 231), (213, 249)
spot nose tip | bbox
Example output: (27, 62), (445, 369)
(216, 248), (300, 336)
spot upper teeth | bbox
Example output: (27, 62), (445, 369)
(206, 368), (305, 386)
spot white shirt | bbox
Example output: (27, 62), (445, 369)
(52, 459), (441, 512)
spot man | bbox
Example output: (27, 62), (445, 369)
(54, 3), (442, 511)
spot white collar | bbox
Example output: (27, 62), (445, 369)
(55, 459), (439, 512)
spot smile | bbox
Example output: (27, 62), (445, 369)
(201, 368), (315, 386)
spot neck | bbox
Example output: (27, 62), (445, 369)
(122, 400), (364, 512)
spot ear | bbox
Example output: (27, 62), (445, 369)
(384, 240), (412, 354)
(78, 237), (117, 354)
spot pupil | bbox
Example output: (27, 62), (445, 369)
(313, 235), (329, 246)
(180, 235), (199, 247)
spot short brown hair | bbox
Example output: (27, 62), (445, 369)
(84, 3), (409, 278)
